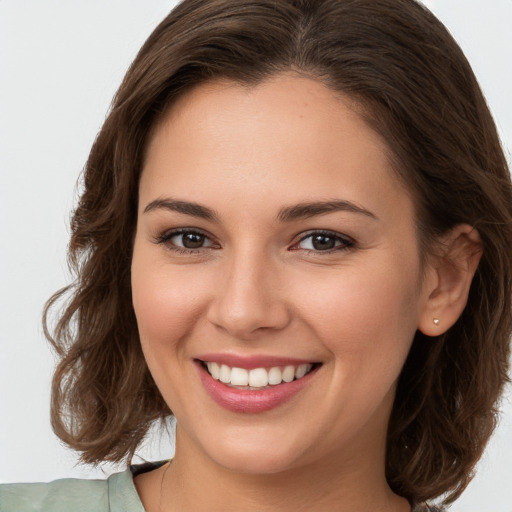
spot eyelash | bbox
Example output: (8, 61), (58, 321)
(154, 228), (355, 255)
(154, 228), (218, 255)
(294, 230), (355, 253)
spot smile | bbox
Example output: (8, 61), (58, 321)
(196, 358), (321, 413)
(204, 361), (314, 388)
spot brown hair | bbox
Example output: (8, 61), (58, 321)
(44, 0), (512, 505)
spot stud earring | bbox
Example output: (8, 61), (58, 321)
(433, 318), (440, 326)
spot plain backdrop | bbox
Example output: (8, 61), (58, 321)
(0, 1), (511, 510)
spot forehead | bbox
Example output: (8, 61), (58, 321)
(140, 74), (413, 225)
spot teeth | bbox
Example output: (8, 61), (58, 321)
(206, 362), (220, 380)
(204, 362), (314, 388)
(219, 364), (231, 383)
(282, 365), (295, 383)
(249, 368), (268, 387)
(231, 367), (249, 386)
(268, 367), (282, 385)
(295, 364), (309, 379)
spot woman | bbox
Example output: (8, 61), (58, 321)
(1, 0), (511, 510)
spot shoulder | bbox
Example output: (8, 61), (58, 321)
(0, 464), (151, 512)
(0, 477), (108, 512)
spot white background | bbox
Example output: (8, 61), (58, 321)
(0, 1), (511, 510)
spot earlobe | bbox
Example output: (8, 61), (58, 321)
(418, 224), (482, 337)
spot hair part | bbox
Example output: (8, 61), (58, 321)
(44, 0), (512, 504)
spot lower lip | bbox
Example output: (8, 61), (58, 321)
(196, 362), (319, 413)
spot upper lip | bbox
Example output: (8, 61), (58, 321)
(196, 353), (320, 370)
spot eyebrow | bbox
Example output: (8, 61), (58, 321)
(143, 197), (377, 222)
(277, 200), (377, 222)
(143, 198), (219, 221)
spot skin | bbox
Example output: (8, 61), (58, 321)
(131, 74), (481, 511)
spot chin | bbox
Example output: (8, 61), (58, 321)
(201, 430), (308, 475)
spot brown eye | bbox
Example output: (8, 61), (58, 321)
(311, 234), (336, 250)
(296, 231), (353, 252)
(179, 232), (205, 249)
(160, 230), (217, 251)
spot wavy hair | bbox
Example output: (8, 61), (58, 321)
(44, 0), (512, 504)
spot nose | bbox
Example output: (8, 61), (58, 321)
(206, 252), (292, 340)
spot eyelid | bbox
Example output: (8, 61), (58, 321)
(291, 229), (355, 252)
(153, 227), (354, 254)
(153, 227), (219, 252)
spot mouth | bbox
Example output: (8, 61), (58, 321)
(200, 360), (319, 390)
(195, 356), (321, 413)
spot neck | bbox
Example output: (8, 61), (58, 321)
(160, 426), (410, 512)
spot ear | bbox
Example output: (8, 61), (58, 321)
(418, 224), (482, 337)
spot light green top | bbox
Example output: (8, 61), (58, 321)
(0, 461), (442, 511)
(0, 462), (164, 512)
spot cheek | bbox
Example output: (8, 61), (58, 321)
(294, 258), (421, 370)
(131, 250), (209, 356)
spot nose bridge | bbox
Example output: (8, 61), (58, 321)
(207, 245), (290, 338)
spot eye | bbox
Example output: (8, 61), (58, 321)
(172, 232), (210, 249)
(155, 229), (218, 252)
(294, 231), (354, 252)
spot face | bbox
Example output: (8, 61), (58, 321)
(131, 74), (433, 476)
